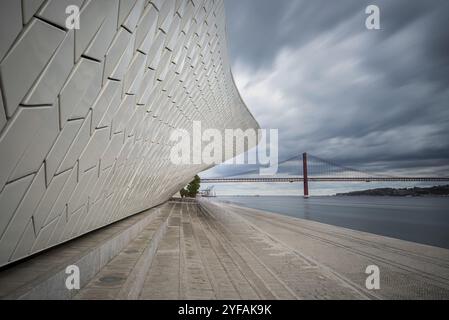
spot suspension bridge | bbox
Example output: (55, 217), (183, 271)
(201, 153), (449, 197)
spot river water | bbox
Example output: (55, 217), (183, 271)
(215, 196), (449, 249)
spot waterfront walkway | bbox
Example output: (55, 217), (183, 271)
(1, 200), (449, 299)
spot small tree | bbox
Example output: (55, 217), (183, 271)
(180, 189), (187, 198)
(187, 175), (201, 197)
(180, 175), (201, 198)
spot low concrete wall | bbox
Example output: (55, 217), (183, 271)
(0, 205), (167, 299)
(116, 213), (169, 299)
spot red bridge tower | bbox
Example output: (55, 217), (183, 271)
(303, 152), (309, 198)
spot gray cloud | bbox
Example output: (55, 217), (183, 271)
(203, 0), (449, 181)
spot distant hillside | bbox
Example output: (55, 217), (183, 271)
(336, 185), (449, 197)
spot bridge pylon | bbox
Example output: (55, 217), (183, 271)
(303, 152), (309, 198)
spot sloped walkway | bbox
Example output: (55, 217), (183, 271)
(2, 199), (449, 299)
(136, 200), (449, 299)
(200, 200), (449, 300)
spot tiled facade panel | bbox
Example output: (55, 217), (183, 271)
(0, 0), (258, 267)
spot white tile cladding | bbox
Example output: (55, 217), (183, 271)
(0, 0), (259, 267)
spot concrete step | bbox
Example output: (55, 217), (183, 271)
(139, 202), (218, 299)
(74, 204), (173, 299)
(139, 202), (298, 300)
(0, 204), (168, 300)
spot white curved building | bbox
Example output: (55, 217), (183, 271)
(0, 0), (258, 267)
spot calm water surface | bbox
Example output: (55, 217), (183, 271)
(215, 196), (449, 249)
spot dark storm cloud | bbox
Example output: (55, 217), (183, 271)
(225, 0), (449, 77)
(225, 0), (364, 69)
(201, 0), (449, 179)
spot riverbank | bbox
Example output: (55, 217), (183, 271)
(336, 185), (449, 197)
(1, 199), (449, 299)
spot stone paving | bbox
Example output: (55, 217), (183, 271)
(76, 199), (449, 299)
(144, 200), (449, 299)
(201, 200), (449, 300)
(3, 199), (449, 299)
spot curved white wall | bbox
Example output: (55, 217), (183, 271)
(0, 0), (258, 267)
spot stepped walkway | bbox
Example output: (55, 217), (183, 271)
(1, 199), (449, 299)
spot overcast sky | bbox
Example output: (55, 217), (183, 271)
(201, 0), (449, 190)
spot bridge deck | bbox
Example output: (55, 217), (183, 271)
(202, 177), (449, 183)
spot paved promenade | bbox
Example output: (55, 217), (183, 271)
(77, 199), (449, 300)
(200, 200), (449, 299)
(2, 199), (449, 299)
